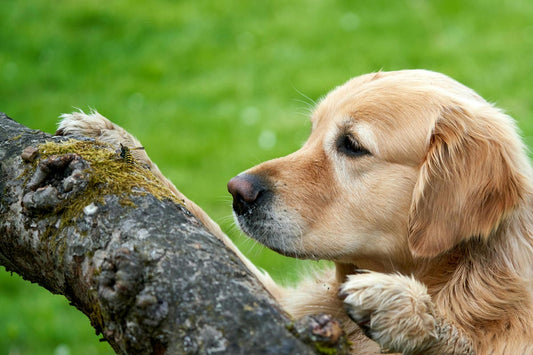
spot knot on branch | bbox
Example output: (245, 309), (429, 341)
(97, 247), (169, 326)
(97, 247), (170, 353)
(291, 314), (350, 354)
(98, 247), (144, 314)
(22, 151), (90, 213)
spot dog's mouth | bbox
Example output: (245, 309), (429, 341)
(233, 207), (301, 255)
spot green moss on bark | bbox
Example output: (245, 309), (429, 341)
(24, 139), (183, 235)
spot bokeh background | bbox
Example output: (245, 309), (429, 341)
(1, 0), (532, 353)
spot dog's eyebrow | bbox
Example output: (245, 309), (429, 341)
(351, 122), (379, 155)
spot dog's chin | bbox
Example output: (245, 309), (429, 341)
(233, 211), (313, 260)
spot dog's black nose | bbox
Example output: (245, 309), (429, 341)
(228, 174), (268, 215)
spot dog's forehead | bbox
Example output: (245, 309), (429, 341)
(315, 71), (446, 120)
(312, 69), (481, 122)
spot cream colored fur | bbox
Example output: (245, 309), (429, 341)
(58, 69), (533, 354)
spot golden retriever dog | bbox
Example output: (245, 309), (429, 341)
(58, 70), (532, 354)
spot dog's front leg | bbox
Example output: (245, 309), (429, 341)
(340, 271), (474, 354)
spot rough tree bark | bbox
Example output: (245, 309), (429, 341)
(0, 113), (349, 355)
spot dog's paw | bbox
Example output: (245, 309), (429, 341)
(56, 110), (151, 164)
(57, 110), (115, 139)
(57, 110), (141, 149)
(340, 271), (437, 353)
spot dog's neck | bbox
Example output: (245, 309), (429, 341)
(334, 256), (413, 282)
(334, 248), (415, 281)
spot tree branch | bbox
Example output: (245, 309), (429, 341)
(0, 113), (348, 354)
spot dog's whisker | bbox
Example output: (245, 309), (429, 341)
(291, 85), (318, 107)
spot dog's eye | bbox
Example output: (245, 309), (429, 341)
(337, 134), (370, 157)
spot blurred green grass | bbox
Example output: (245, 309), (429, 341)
(1, 0), (532, 353)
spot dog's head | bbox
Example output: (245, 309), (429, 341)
(228, 70), (529, 266)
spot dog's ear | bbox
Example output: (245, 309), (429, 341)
(408, 106), (526, 257)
